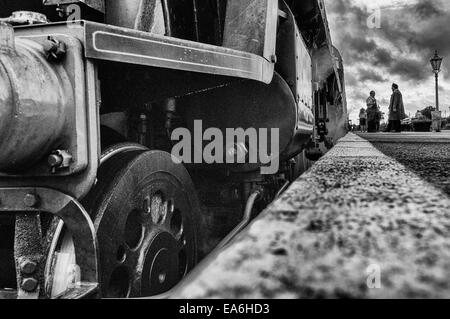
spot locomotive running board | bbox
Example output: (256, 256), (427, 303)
(15, 21), (275, 84)
(83, 21), (275, 84)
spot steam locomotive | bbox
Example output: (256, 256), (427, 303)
(0, 0), (346, 299)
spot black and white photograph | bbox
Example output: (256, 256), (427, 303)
(0, 0), (450, 308)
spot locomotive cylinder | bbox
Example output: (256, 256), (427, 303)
(0, 23), (73, 173)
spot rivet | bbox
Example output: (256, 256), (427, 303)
(20, 260), (37, 275)
(24, 194), (40, 208)
(21, 278), (38, 292)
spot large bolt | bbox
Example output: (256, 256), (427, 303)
(48, 154), (63, 168)
(20, 260), (37, 275)
(24, 194), (40, 208)
(271, 54), (277, 64)
(48, 150), (73, 173)
(43, 37), (66, 61)
(158, 273), (166, 284)
(21, 278), (38, 292)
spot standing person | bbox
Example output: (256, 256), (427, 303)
(366, 91), (378, 133)
(375, 106), (382, 132)
(387, 83), (405, 133)
(359, 108), (367, 132)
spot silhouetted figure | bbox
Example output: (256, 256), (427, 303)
(387, 83), (405, 133)
(359, 108), (367, 132)
(366, 91), (378, 133)
(375, 108), (382, 132)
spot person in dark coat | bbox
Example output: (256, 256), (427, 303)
(366, 91), (378, 133)
(375, 108), (382, 132)
(387, 83), (405, 133)
(359, 108), (367, 132)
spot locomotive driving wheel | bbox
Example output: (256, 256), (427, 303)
(45, 146), (200, 298)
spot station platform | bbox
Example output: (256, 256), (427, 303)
(173, 132), (450, 298)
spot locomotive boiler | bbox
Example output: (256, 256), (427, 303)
(0, 0), (347, 299)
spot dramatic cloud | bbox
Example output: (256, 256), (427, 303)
(358, 67), (388, 82)
(325, 0), (450, 120)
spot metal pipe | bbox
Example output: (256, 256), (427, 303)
(435, 73), (439, 111)
(161, 0), (172, 36)
(138, 113), (148, 146)
(216, 0), (222, 44)
(192, 0), (200, 41)
(275, 181), (290, 198)
(216, 190), (262, 250)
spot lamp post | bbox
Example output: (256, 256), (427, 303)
(430, 51), (443, 110)
(430, 51), (443, 131)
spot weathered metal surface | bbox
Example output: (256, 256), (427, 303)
(0, 51), (99, 201)
(84, 21), (274, 84)
(13, 22), (85, 40)
(223, 0), (278, 62)
(183, 72), (303, 172)
(75, 150), (200, 297)
(55, 282), (98, 299)
(322, 46), (347, 145)
(0, 25), (92, 182)
(0, 24), (71, 173)
(43, 0), (105, 13)
(275, 1), (314, 132)
(9, 18), (273, 197)
(105, 0), (166, 34)
(284, 0), (342, 93)
(0, 22), (15, 50)
(0, 289), (17, 299)
(0, 188), (99, 298)
(14, 213), (44, 299)
(0, 11), (48, 25)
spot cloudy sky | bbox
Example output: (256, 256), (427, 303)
(324, 0), (450, 122)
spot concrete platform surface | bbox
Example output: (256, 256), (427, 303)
(173, 133), (450, 299)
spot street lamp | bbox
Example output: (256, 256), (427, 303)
(430, 50), (443, 111)
(430, 51), (443, 132)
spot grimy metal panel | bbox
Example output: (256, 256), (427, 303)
(223, 0), (278, 61)
(84, 21), (274, 84)
(317, 0), (342, 93)
(43, 0), (105, 13)
(0, 28), (89, 177)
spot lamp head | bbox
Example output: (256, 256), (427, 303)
(430, 50), (443, 74)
